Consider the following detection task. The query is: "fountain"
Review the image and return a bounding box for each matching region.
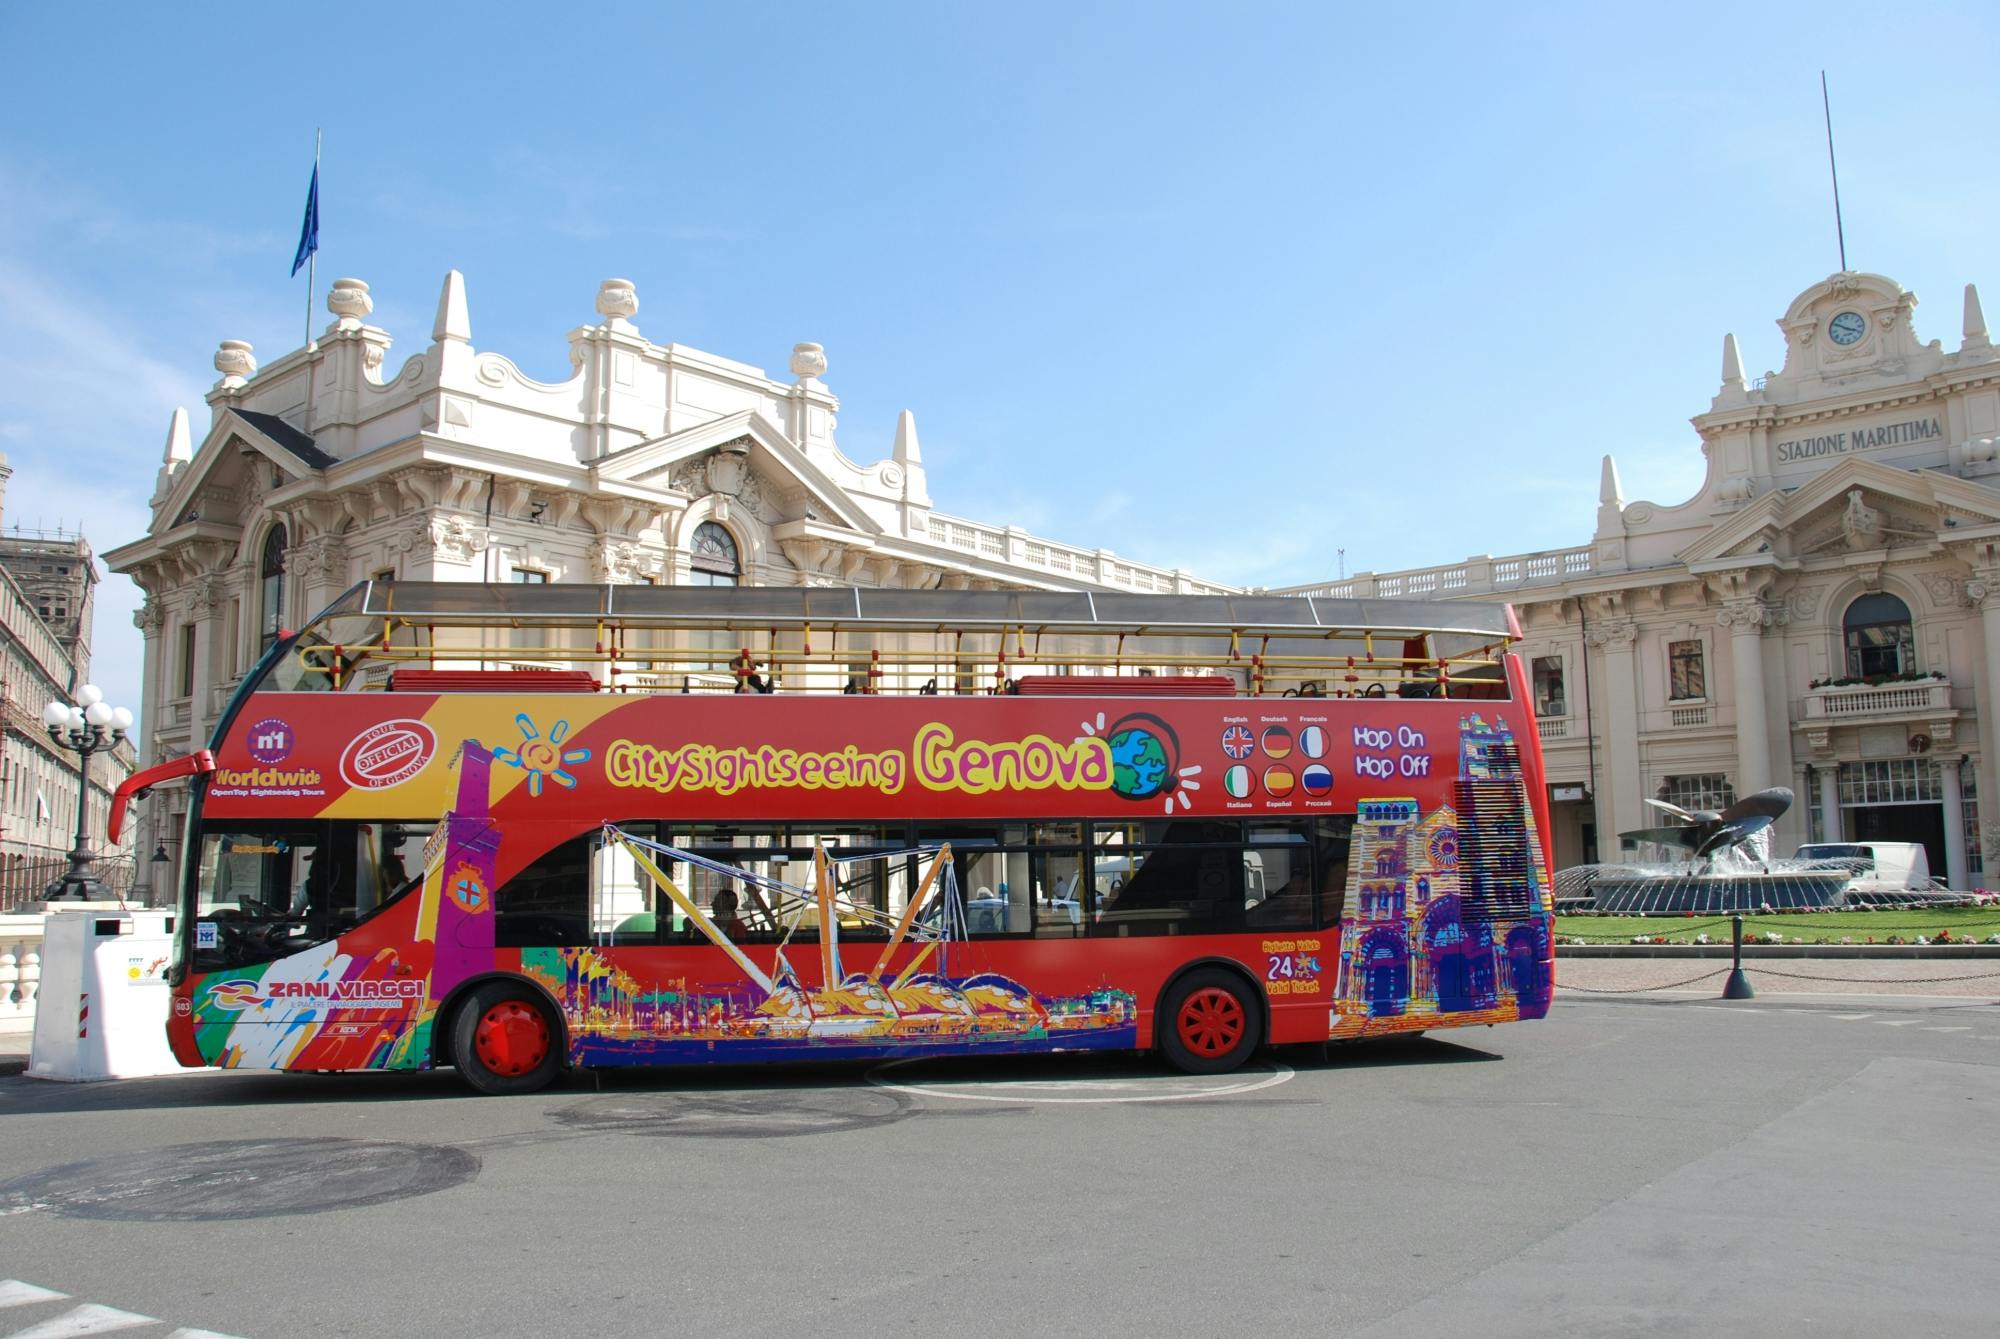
[1555,787,1973,912]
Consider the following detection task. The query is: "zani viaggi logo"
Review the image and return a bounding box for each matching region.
[206,976,425,1012]
[1080,711,1203,815]
[206,979,263,1010]
[341,719,437,790]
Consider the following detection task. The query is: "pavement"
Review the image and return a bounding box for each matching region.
[2,974,1999,1338]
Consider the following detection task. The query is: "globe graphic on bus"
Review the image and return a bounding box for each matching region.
[1107,724,1173,800]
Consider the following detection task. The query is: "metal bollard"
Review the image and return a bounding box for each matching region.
[1722,913,1755,999]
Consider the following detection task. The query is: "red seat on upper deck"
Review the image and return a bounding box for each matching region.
[389,669,601,694]
[1011,675,1237,697]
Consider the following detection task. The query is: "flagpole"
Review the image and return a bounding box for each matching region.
[304,128,320,350]
[304,128,321,434]
[1820,72,1848,274]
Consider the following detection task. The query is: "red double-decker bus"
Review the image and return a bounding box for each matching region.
[116,583,1554,1094]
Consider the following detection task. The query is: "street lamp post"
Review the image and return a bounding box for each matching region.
[41,684,132,902]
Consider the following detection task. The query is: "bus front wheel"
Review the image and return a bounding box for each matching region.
[451,983,561,1096]
[1158,969,1261,1075]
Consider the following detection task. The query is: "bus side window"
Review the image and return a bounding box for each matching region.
[495,835,593,947]
[1245,823,1314,930]
[1091,821,1244,936]
[1314,815,1355,928]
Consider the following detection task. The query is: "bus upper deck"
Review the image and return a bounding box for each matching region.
[253,579,1525,701]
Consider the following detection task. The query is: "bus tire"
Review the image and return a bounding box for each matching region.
[1158,968,1261,1075]
[451,982,561,1096]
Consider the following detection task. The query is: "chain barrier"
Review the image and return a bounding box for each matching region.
[1561,965,2000,990]
[1559,969,1729,994]
[1743,965,2000,986]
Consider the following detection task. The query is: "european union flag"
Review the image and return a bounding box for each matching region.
[290,162,319,277]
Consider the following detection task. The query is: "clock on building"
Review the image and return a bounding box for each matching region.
[1828,310,1867,346]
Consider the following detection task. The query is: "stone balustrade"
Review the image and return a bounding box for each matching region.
[923,513,1233,595]
[1801,678,1953,719]
[0,914,45,1037]
[1269,545,1596,602]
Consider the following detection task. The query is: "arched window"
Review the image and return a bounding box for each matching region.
[259,525,288,649]
[689,522,740,587]
[1843,592,1914,678]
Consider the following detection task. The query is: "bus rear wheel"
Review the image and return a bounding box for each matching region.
[1158,969,1260,1074]
[452,983,561,1096]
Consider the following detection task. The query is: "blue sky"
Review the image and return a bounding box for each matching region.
[2,3,1996,723]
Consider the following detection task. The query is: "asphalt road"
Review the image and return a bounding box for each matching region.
[3,991,1999,1339]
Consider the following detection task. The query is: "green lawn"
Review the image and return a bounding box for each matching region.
[1556,907,2000,945]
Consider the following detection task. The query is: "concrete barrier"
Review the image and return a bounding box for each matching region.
[27,910,182,1081]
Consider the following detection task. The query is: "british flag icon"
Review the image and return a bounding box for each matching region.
[1221,725,1254,759]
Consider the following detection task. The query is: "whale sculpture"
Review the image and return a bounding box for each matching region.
[1617,786,1795,860]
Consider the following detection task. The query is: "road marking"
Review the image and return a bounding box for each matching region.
[869,1062,1296,1105]
[0,1284,249,1339]
[1923,1026,1973,1033]
[1876,1019,1921,1027]
[0,1287,66,1312]
[5,1303,157,1338]
[1830,1013,1873,1020]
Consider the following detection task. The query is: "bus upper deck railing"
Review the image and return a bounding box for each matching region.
[276,581,1523,700]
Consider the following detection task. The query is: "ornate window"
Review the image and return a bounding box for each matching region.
[1837,759,1940,805]
[259,525,287,650]
[689,522,740,587]
[1531,656,1565,717]
[1658,773,1734,815]
[1668,640,1706,700]
[1843,592,1914,677]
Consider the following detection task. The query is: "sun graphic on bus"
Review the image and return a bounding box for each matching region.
[493,712,592,798]
[1079,712,1203,814]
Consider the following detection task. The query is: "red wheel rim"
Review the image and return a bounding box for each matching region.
[474,1000,550,1077]
[1176,987,1245,1058]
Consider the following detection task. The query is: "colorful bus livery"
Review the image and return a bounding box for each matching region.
[134,582,1556,1093]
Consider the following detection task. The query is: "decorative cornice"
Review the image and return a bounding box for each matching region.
[1716,597,1787,631]
[1585,620,1636,650]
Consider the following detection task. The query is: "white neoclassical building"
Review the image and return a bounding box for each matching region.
[104,274,1234,877]
[1275,271,2000,888]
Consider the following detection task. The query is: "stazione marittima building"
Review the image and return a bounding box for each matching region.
[1272,271,2000,889]
[102,274,1237,883]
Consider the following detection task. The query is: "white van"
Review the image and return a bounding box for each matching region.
[1792,841,1931,889]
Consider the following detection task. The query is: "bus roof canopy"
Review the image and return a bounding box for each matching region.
[316,581,1516,642]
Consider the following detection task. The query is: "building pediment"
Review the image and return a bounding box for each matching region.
[593,409,882,538]
[1680,456,2000,567]
[150,409,334,531]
